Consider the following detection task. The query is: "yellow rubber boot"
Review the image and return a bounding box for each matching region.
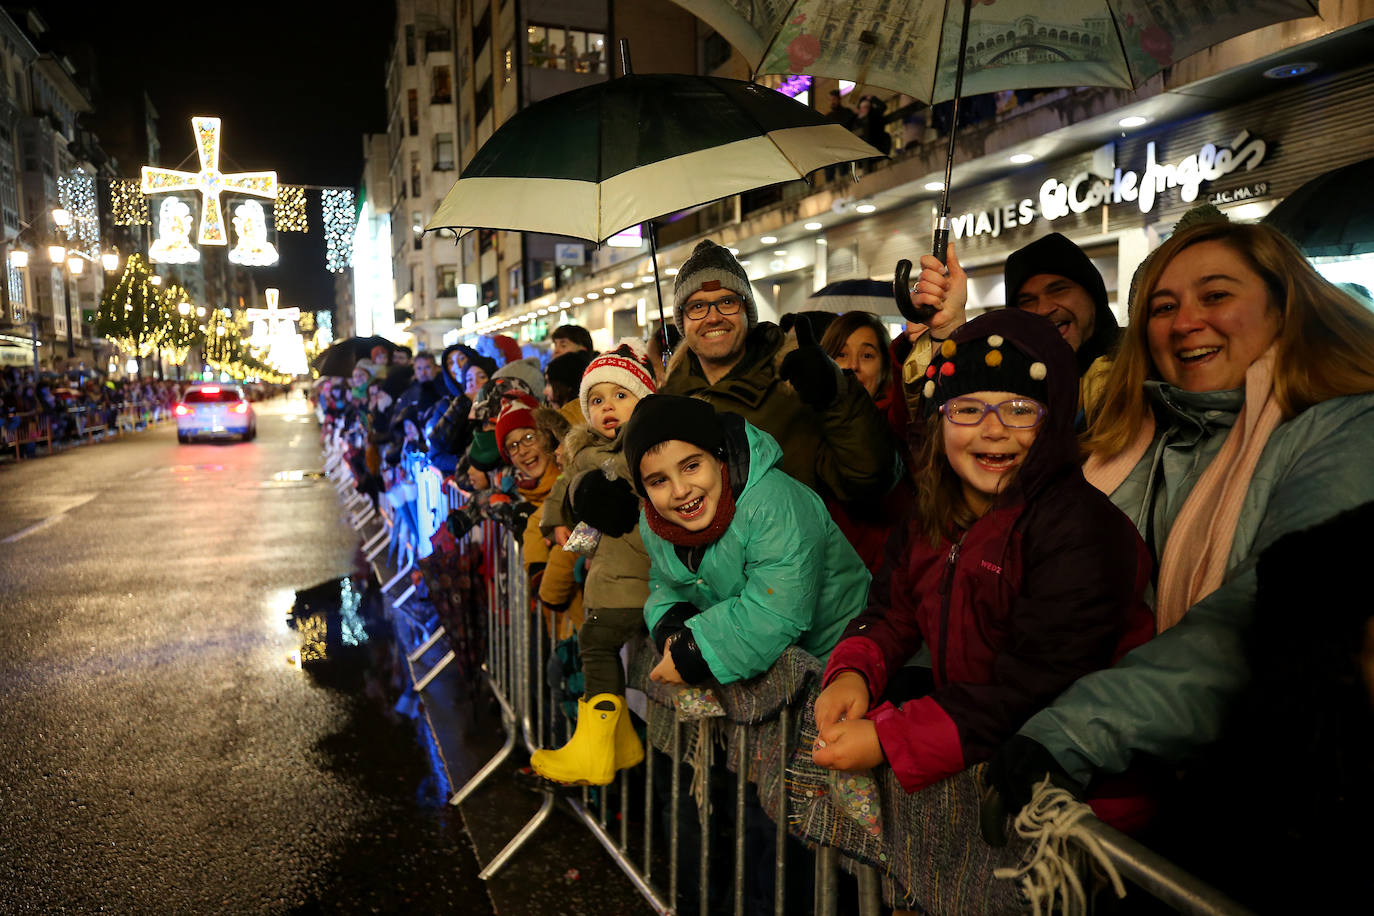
[530,693,622,786]
[613,700,644,771]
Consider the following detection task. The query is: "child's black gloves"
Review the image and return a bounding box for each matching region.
[653,601,700,652]
[779,315,845,411]
[571,471,641,537]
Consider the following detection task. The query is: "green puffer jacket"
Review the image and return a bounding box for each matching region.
[1019,385,1374,785]
[641,419,871,685]
[660,323,899,503]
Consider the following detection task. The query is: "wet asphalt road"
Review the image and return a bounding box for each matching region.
[0,395,492,913]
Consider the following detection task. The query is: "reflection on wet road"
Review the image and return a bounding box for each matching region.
[0,395,493,912]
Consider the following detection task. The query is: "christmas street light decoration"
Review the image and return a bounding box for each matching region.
[142,116,277,248]
[275,186,307,232]
[227,200,279,266]
[57,169,100,260]
[109,178,150,226]
[321,188,355,272]
[148,197,200,264]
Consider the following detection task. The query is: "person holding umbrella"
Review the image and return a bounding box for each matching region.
[660,240,900,507]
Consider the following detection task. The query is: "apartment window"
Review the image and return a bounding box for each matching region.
[478,228,494,255]
[503,44,514,84]
[566,28,606,74]
[434,133,454,171]
[405,24,416,66]
[480,277,498,309]
[473,76,493,125]
[431,66,452,104]
[438,266,457,298]
[425,29,451,54]
[410,152,421,197]
[412,210,423,251]
[407,89,419,135]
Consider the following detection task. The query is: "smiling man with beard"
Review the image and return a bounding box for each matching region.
[660,240,899,506]
[1003,233,1121,409]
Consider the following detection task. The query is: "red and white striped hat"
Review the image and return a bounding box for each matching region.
[579,338,657,421]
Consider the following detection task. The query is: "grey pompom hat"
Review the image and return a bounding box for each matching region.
[671,240,757,335]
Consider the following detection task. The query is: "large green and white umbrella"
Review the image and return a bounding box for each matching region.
[427,73,884,244]
[672,0,1319,323]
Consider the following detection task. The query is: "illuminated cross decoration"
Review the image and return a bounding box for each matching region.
[246,288,299,344]
[141,117,278,246]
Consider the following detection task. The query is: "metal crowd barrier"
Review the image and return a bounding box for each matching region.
[320,417,1258,916]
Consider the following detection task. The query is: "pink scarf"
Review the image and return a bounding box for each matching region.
[1084,347,1283,632]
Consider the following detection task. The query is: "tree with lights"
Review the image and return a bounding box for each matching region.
[96,253,167,374]
[158,282,205,375]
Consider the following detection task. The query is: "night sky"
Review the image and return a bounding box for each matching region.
[25,1,398,313]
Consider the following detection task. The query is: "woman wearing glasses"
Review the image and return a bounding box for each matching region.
[811,309,1153,796]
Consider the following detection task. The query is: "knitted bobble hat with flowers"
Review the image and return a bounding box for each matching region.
[579,338,657,422]
[671,239,758,336]
[922,312,1050,414]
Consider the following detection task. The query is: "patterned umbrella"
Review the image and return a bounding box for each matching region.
[673,0,1319,321]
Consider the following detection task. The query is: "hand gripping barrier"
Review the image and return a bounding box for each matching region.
[323,434,1258,916]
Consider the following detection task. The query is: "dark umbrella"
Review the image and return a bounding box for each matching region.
[312,336,394,378]
[1264,155,1374,258]
[428,47,884,347]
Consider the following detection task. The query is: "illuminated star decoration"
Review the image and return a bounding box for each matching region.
[141,116,277,247]
[321,188,356,272]
[109,178,150,226]
[228,200,279,266]
[57,168,100,259]
[274,186,308,232]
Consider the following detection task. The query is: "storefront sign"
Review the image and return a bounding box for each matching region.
[1208,182,1269,205]
[952,130,1268,241]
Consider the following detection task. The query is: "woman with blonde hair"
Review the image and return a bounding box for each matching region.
[989,218,1374,814]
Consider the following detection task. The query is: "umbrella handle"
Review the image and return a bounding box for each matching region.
[892,259,937,325]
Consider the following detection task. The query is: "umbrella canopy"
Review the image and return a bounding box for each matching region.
[807,278,895,314]
[673,0,1317,104]
[1263,155,1374,259]
[675,0,1317,324]
[312,335,394,378]
[427,73,883,244]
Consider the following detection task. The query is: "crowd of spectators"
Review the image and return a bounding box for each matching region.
[321,210,1374,913]
[1,367,282,457]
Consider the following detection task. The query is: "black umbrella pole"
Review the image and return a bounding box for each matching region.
[935,0,975,265]
[647,220,671,365]
[894,0,974,324]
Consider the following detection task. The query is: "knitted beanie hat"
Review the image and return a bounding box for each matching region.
[622,394,724,496]
[494,392,541,460]
[579,338,657,420]
[493,356,544,399]
[672,239,757,336]
[1003,232,1107,314]
[922,310,1051,413]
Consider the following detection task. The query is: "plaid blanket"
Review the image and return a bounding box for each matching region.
[627,639,1034,914]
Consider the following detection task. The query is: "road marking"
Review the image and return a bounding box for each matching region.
[1,494,96,543]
